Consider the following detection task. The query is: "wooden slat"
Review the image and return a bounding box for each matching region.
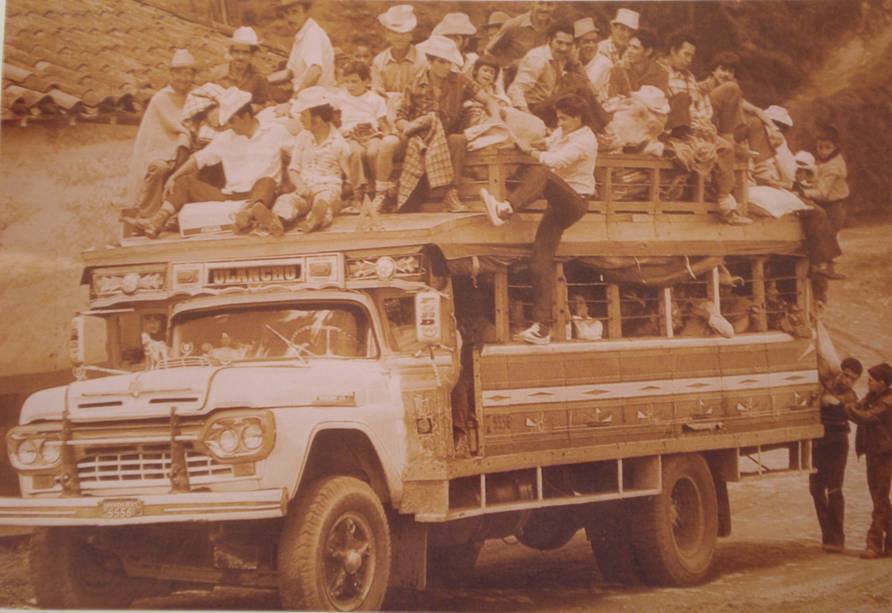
[494,270,509,343]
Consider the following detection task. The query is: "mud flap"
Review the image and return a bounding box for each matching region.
[389,514,428,590]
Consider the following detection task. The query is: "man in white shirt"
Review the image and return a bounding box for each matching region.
[279,0,335,95]
[480,95,597,344]
[132,88,293,238]
[273,87,351,233]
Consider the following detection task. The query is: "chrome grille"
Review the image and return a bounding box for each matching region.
[77,444,234,487]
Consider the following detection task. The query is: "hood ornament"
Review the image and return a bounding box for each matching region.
[128,375,144,398]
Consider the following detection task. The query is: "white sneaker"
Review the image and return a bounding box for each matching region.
[480,188,512,227]
[513,322,551,345]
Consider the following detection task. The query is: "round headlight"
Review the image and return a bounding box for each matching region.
[16,439,39,465]
[241,423,264,450]
[218,428,240,453]
[375,257,396,281]
[39,440,62,464]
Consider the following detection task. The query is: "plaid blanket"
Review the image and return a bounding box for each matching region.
[396,113,454,210]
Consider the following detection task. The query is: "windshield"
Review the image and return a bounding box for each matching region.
[171,302,376,364]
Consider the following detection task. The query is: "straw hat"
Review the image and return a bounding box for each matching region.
[170,49,196,69]
[416,35,464,66]
[574,17,599,39]
[378,4,417,34]
[611,8,640,30]
[217,87,253,125]
[486,11,510,30]
[231,26,260,48]
[632,85,670,115]
[291,85,330,115]
[793,150,817,171]
[764,105,794,128]
[433,13,477,37]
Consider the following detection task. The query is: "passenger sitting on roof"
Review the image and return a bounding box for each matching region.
[480,95,597,345]
[371,36,501,217]
[601,85,669,156]
[125,49,196,217]
[586,8,640,103]
[606,29,667,100]
[131,88,293,238]
[279,0,336,95]
[484,1,556,78]
[659,31,752,226]
[751,105,796,189]
[208,27,269,108]
[331,62,390,215]
[432,13,479,77]
[508,20,610,131]
[479,10,510,54]
[574,18,602,84]
[463,55,511,129]
[272,87,351,233]
[371,5,426,123]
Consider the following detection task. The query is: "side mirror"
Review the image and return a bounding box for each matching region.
[69,315,109,366]
[415,289,444,346]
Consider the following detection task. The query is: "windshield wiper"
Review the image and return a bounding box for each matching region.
[264,324,313,366]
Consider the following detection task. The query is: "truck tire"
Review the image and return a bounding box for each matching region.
[278,476,391,611]
[30,527,142,609]
[584,502,644,585]
[632,454,718,586]
[427,540,483,587]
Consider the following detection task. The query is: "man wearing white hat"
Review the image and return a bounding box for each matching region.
[586,8,639,101]
[371,5,426,97]
[272,86,351,233]
[132,88,293,238]
[209,26,269,106]
[374,35,500,213]
[126,49,196,215]
[279,0,335,95]
[480,10,510,52]
[574,17,601,72]
[433,13,479,76]
[485,1,557,73]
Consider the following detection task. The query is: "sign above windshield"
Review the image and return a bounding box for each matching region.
[172,254,344,293]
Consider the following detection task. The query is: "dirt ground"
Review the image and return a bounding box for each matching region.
[0,225,889,611]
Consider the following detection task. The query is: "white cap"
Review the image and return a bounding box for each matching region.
[611,8,640,30]
[171,48,196,69]
[433,13,477,36]
[764,104,794,128]
[231,26,260,48]
[291,85,330,115]
[574,17,599,39]
[217,87,253,125]
[416,35,464,66]
[378,4,417,34]
[793,150,817,171]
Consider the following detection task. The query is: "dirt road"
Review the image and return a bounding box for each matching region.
[0,226,890,611]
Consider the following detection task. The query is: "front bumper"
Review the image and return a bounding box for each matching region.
[0,488,288,526]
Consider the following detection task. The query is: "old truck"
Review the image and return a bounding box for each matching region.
[0,152,822,610]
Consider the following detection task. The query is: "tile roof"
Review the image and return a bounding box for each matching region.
[2,0,286,126]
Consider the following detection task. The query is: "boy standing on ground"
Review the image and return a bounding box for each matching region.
[845,363,892,559]
[813,357,863,552]
[479,95,596,345]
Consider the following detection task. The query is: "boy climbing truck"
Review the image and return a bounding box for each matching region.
[1,152,823,611]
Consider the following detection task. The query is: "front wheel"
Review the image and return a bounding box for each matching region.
[30,528,144,609]
[278,476,391,611]
[632,454,718,586]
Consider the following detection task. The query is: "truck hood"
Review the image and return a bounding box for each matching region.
[19,362,389,425]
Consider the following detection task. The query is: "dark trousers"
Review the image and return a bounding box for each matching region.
[801,203,843,264]
[507,164,589,325]
[866,452,892,553]
[168,175,277,213]
[810,436,849,547]
[446,133,467,189]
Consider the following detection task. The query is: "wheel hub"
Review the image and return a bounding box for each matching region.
[324,514,374,608]
[344,549,363,574]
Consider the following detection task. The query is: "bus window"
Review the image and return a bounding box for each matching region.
[621,286,661,337]
[508,264,533,337]
[765,256,809,337]
[719,259,759,334]
[381,296,424,353]
[674,271,712,337]
[453,276,497,345]
[564,261,608,340]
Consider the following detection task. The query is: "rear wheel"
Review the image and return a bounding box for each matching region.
[30,527,143,609]
[632,454,718,586]
[278,476,391,611]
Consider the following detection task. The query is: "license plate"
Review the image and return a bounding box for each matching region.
[101,498,144,519]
